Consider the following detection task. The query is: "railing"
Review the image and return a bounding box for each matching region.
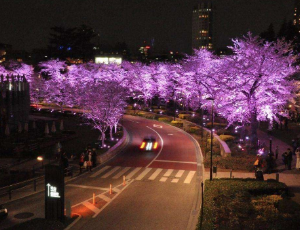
[0,175,44,200]
[0,166,76,201]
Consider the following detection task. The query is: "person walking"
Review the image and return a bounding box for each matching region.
[87,151,93,172]
[296,147,300,170]
[282,152,288,169]
[79,152,85,173]
[275,146,279,160]
[254,155,264,180]
[287,148,293,170]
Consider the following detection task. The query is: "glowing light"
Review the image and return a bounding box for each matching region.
[153,142,158,149]
[140,142,146,149]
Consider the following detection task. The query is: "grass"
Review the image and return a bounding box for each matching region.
[198,179,300,230]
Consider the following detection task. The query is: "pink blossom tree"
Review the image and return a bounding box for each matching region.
[215,33,297,146]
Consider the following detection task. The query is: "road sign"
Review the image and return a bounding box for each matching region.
[45,165,64,222]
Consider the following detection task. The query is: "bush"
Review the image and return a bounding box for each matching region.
[216,128,232,135]
[219,135,235,142]
[206,122,227,128]
[188,126,201,134]
[171,120,183,128]
[199,179,291,230]
[158,117,172,123]
[154,109,166,114]
[178,113,191,119]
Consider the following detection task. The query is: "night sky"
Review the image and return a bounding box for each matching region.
[0,0,294,54]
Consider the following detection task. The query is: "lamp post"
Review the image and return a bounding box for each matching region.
[269,138,272,155]
[37,156,44,168]
[206,97,214,181]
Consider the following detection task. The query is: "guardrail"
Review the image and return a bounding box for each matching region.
[0,175,44,200]
[0,166,76,201]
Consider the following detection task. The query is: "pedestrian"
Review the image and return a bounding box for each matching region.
[282,152,288,169]
[265,153,273,174]
[292,139,297,155]
[87,151,93,172]
[254,155,264,180]
[296,147,300,170]
[275,146,279,160]
[92,148,97,168]
[287,148,293,170]
[79,152,85,173]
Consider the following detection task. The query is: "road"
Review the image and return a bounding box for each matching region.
[0,115,204,230]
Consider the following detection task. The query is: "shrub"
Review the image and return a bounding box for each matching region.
[189,126,201,134]
[178,113,191,119]
[219,135,235,142]
[199,179,290,230]
[158,117,172,123]
[206,122,227,128]
[171,120,183,128]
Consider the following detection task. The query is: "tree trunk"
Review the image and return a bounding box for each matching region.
[101,132,105,147]
[110,126,113,140]
[114,124,117,133]
[250,110,258,149]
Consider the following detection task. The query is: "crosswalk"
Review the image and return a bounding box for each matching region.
[90,166,197,184]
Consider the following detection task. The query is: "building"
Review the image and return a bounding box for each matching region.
[192,1,213,50]
[294,0,300,32]
[0,75,30,134]
[95,55,122,65]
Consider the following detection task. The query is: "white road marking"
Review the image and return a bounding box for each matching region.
[171,178,179,183]
[168,134,173,135]
[175,170,185,178]
[145,126,164,168]
[82,201,100,215]
[66,184,108,191]
[184,171,196,184]
[154,159,197,164]
[113,187,121,193]
[148,168,163,180]
[160,177,168,182]
[135,168,152,180]
[113,167,131,179]
[126,167,142,179]
[153,124,163,128]
[90,166,111,178]
[98,194,111,203]
[163,169,173,177]
[101,167,121,178]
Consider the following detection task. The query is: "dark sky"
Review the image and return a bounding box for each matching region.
[0,0,295,54]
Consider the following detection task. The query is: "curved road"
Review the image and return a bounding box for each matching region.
[0,115,204,230]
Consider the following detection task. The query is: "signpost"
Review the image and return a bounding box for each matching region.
[45,165,64,222]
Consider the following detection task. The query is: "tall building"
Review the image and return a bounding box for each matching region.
[294,0,300,32]
[192,1,213,51]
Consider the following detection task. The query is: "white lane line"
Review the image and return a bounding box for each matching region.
[160,177,168,182]
[171,178,179,183]
[90,166,111,178]
[175,170,185,178]
[113,167,131,179]
[154,160,197,165]
[113,187,121,193]
[184,171,196,184]
[82,201,100,215]
[148,168,163,180]
[93,179,134,218]
[67,184,108,191]
[164,169,173,177]
[135,168,152,180]
[145,126,164,168]
[98,194,111,203]
[126,167,142,179]
[101,167,121,178]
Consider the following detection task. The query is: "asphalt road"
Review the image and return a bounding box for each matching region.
[0,115,204,230]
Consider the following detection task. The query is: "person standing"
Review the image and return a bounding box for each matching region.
[275,146,279,160]
[296,147,300,170]
[287,148,293,170]
[79,152,85,173]
[87,151,93,172]
[282,152,288,169]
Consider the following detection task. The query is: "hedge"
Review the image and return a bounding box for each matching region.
[219,134,235,142]
[198,179,294,230]
[170,120,183,128]
[158,117,172,122]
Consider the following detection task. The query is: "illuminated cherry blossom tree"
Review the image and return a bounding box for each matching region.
[215,33,297,146]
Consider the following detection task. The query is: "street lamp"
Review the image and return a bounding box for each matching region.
[37,156,44,168]
[206,97,214,181]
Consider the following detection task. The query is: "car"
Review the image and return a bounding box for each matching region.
[140,137,158,151]
[0,205,8,218]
